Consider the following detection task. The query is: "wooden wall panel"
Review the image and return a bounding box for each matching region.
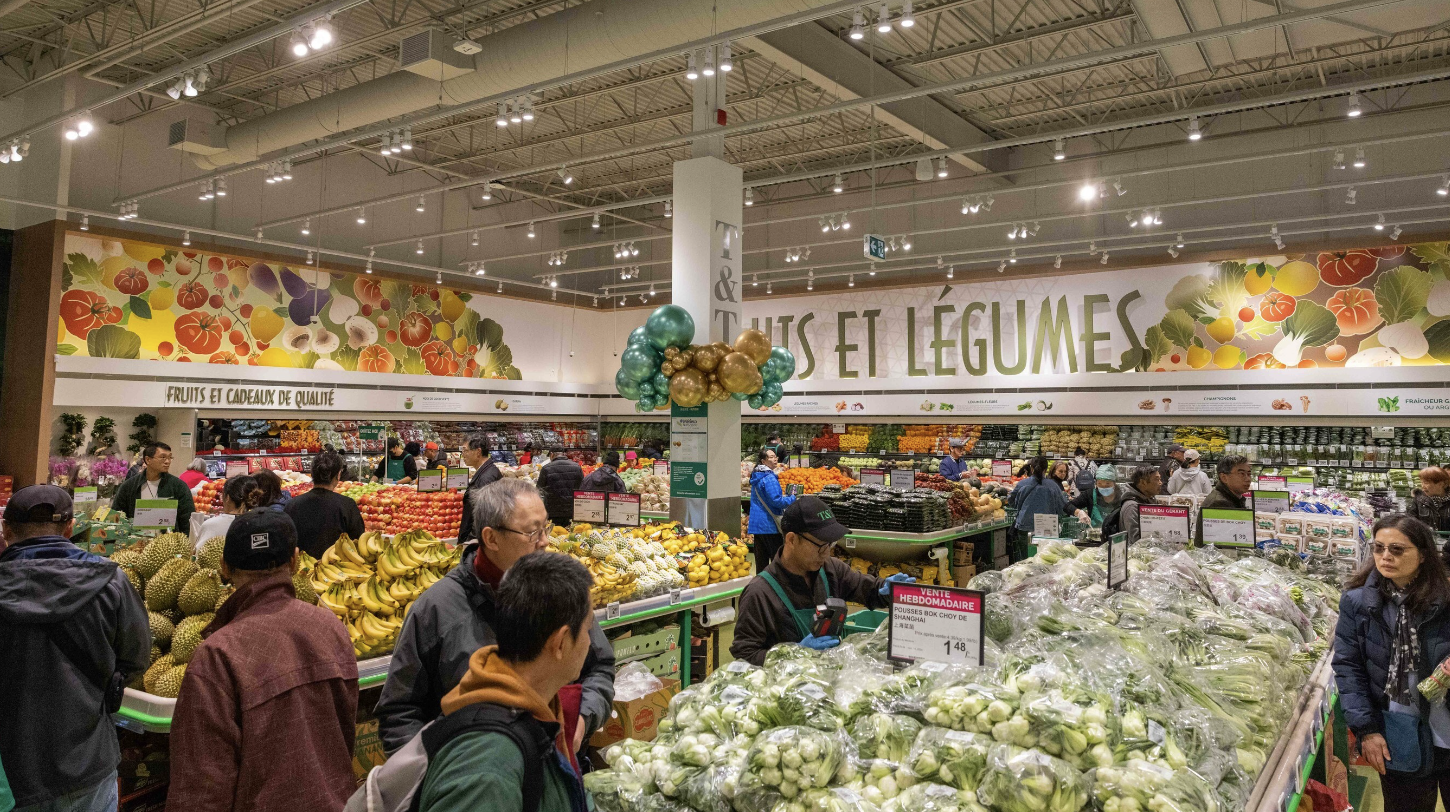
[0,219,64,487]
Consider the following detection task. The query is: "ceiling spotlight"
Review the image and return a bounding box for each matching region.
[766,281,773,294]
[648,283,656,297]
[946,265,954,280]
[1345,186,1357,205]
[305,250,314,265]
[1029,221,1040,236]
[496,102,509,127]
[527,222,536,238]
[415,240,425,255]
[1175,234,1185,248]
[379,134,392,157]
[719,42,733,72]
[520,99,534,122]
[1168,247,1179,258]
[901,235,912,251]
[900,0,915,27]
[401,127,413,150]
[1053,255,1061,268]
[849,9,866,39]
[182,231,191,246]
[307,17,334,51]
[1333,149,1346,170]
[1009,248,1017,264]
[1100,252,1109,265]
[365,260,373,273]
[935,157,948,178]
[1127,212,1138,228]
[630,242,639,257]
[558,166,574,185]
[839,212,851,230]
[182,71,198,97]
[997,260,1006,273]
[1374,213,1386,231]
[820,217,830,233]
[290,29,309,57]
[166,77,184,100]
[415,196,426,213]
[76,112,94,138]
[63,121,79,140]
[1008,225,1018,239]
[549,276,558,288]
[832,173,844,193]
[475,263,487,276]
[255,227,264,240]
[702,45,716,77]
[1391,225,1403,240]
[868,264,875,275]
[356,207,367,225]
[481,182,493,200]
[664,200,673,218]
[509,98,523,124]
[436,271,442,285]
[592,212,601,229]
[1078,181,1099,202]
[499,281,504,293]
[216,177,226,196]
[961,199,972,214]
[1187,115,1202,141]
[744,188,753,207]
[1437,176,1450,196]
[80,215,88,231]
[847,274,855,287]
[1347,91,1362,118]
[876,3,892,33]
[471,230,480,246]
[1270,225,1279,238]
[807,279,814,291]
[1053,138,1065,161]
[1353,146,1365,169]
[686,51,699,80]
[301,219,311,236]
[752,274,759,287]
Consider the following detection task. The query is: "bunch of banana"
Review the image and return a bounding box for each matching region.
[359,576,401,616]
[318,580,365,620]
[320,534,373,570]
[350,610,404,658]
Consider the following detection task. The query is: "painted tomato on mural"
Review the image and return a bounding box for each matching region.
[357,344,396,373]
[1326,287,1382,336]
[176,280,210,310]
[398,312,433,348]
[1257,291,1296,323]
[1370,246,1407,260]
[420,341,459,376]
[1243,353,1287,370]
[1317,250,1378,287]
[207,350,241,365]
[59,290,122,337]
[353,276,384,309]
[114,267,148,295]
[174,312,224,355]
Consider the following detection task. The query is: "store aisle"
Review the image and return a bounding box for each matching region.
[1351,765,1447,812]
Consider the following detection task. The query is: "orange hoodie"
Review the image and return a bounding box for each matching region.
[440,645,580,772]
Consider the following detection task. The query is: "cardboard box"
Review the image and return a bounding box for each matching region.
[993,554,1011,571]
[353,715,386,782]
[951,564,977,585]
[640,647,681,678]
[590,677,681,747]
[612,624,679,663]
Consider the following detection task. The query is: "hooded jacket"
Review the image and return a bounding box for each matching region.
[578,465,626,495]
[536,458,585,524]
[418,647,586,812]
[748,466,795,535]
[456,459,503,546]
[1167,465,1213,496]
[374,547,615,754]
[0,536,151,807]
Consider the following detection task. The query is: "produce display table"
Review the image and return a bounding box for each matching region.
[1246,651,1338,812]
[595,575,753,687]
[840,517,1012,562]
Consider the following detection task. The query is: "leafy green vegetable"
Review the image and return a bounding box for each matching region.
[850,713,922,762]
[86,324,141,359]
[66,253,101,286]
[1165,275,1214,322]
[1159,310,1199,350]
[1376,265,1433,324]
[1412,242,1450,278]
[1425,320,1450,364]
[1206,262,1249,318]
[1271,300,1339,366]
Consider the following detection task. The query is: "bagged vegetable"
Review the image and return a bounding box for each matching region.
[976,743,1090,812]
[1091,759,1219,812]
[881,782,989,812]
[839,758,919,806]
[849,712,922,763]
[583,770,651,812]
[922,679,1017,733]
[1016,687,1116,769]
[771,787,883,812]
[746,726,845,798]
[907,728,992,791]
[674,746,748,812]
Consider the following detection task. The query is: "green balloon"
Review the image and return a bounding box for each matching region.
[628,326,651,347]
[635,401,649,412]
[645,304,696,351]
[768,346,797,382]
[638,395,656,411]
[620,344,660,382]
[638,382,655,397]
[731,391,750,401]
[748,394,764,409]
[762,381,783,401]
[651,372,670,392]
[615,368,642,400]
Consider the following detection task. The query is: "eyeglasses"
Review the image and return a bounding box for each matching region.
[800,533,836,551]
[1374,543,1415,559]
[496,523,553,545]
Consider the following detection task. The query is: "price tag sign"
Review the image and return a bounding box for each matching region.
[446,467,471,490]
[888,470,914,491]
[358,425,386,441]
[416,469,444,493]
[1257,475,1287,489]
[1287,476,1315,495]
[784,483,805,497]
[223,459,249,478]
[889,583,985,666]
[1201,508,1256,547]
[605,601,621,621]
[669,588,682,605]
[991,460,1013,478]
[1107,531,1129,589]
[832,423,846,434]
[842,537,857,549]
[72,486,99,511]
[133,498,178,530]
[606,492,641,527]
[573,491,606,523]
[653,460,670,477]
[1139,505,1190,543]
[859,468,887,487]
[1253,489,1291,514]
[1033,513,1060,538]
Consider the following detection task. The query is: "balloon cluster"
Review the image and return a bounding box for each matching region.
[615,305,797,412]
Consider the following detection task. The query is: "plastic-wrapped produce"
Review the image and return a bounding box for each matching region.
[976,743,1090,812]
[965,570,1005,595]
[674,745,748,812]
[839,758,919,806]
[881,782,988,812]
[756,675,845,732]
[1091,759,1221,812]
[745,726,845,798]
[1015,688,1117,769]
[922,678,1017,733]
[907,728,992,791]
[852,660,978,718]
[848,713,922,763]
[583,770,651,812]
[770,787,883,812]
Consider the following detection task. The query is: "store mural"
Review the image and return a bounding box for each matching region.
[740,242,1450,380]
[57,234,523,379]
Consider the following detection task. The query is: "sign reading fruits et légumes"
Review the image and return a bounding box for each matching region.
[165,384,337,410]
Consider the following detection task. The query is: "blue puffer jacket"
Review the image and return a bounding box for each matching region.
[748,467,795,535]
[1007,476,1072,531]
[1333,569,1450,739]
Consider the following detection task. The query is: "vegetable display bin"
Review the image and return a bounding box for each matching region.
[844,609,888,637]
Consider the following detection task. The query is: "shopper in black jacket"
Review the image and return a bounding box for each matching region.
[455,436,502,546]
[0,485,151,810]
[580,451,627,493]
[1195,454,1252,544]
[536,450,585,525]
[1411,466,1450,533]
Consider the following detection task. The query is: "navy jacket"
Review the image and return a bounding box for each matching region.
[1333,569,1450,739]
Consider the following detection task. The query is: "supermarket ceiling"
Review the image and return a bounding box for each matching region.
[1,0,1449,299]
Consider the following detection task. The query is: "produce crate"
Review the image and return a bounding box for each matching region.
[612,624,679,663]
[638,647,681,678]
[844,609,888,637]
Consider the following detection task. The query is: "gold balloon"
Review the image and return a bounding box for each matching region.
[708,372,720,385]
[668,367,708,408]
[712,341,732,357]
[677,348,694,367]
[660,361,676,377]
[733,329,772,366]
[664,347,680,360]
[693,347,719,372]
[707,383,725,401]
[718,351,764,394]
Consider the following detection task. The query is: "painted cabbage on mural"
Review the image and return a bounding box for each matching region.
[1121,243,1450,372]
[57,235,521,379]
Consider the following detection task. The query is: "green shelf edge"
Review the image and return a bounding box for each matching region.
[843,519,1012,545]
[600,587,744,629]
[360,673,388,688]
[1284,690,1337,812]
[114,706,171,732]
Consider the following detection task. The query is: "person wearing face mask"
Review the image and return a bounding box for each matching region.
[1070,464,1123,528]
[1168,449,1213,496]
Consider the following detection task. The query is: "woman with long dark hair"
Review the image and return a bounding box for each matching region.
[748,446,796,566]
[1334,514,1450,810]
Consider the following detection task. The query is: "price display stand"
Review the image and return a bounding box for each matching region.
[133,499,178,532]
[606,492,641,527]
[1201,507,1256,547]
[415,469,443,493]
[573,491,606,524]
[1287,476,1315,496]
[1106,532,1129,589]
[1033,513,1060,538]
[887,582,985,666]
[991,460,1013,478]
[1139,505,1191,544]
[859,468,887,487]
[445,467,470,490]
[888,470,914,492]
[225,460,249,478]
[1252,490,1291,514]
[653,460,670,478]
[1257,475,1287,490]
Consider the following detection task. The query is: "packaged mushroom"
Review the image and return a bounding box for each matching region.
[1276,514,1305,537]
[1303,517,1334,542]
[1330,517,1358,540]
[1254,513,1279,535]
[1303,536,1329,556]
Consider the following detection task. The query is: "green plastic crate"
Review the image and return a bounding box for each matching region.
[844,609,888,637]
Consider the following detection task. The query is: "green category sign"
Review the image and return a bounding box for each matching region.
[358,425,386,441]
[671,461,708,499]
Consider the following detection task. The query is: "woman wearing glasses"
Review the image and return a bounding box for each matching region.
[1334,514,1450,810]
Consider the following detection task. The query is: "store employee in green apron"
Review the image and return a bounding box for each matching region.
[730,496,914,666]
[372,437,419,484]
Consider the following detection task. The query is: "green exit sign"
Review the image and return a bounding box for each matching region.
[864,234,886,261]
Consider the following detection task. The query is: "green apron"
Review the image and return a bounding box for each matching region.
[759,568,832,640]
[385,454,406,481]
[1090,491,1105,527]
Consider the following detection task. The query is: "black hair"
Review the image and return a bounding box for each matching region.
[550,448,566,457]
[1129,465,1158,490]
[311,451,345,486]
[1347,514,1450,616]
[251,470,284,506]
[404,441,422,457]
[495,552,594,662]
[766,433,783,444]
[1028,455,1048,484]
[602,450,621,467]
[5,520,71,540]
[465,435,489,453]
[387,437,403,451]
[223,475,262,511]
[143,442,172,459]
[757,446,778,466]
[1216,454,1250,478]
[1074,446,1086,457]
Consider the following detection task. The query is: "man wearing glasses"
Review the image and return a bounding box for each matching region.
[375,478,615,757]
[731,496,913,666]
[110,442,195,533]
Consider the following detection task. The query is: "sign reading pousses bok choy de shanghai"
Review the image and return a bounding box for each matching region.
[738,244,1450,380]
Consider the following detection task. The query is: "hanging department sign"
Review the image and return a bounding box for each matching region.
[164,384,337,410]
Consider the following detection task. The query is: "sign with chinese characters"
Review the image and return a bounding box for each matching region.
[888,583,984,666]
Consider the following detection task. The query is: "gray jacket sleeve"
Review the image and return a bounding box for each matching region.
[576,618,616,736]
[1122,501,1143,544]
[374,601,442,754]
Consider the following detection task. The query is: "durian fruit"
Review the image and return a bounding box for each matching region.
[137,533,189,578]
[177,569,223,615]
[149,644,163,666]
[151,664,187,698]
[143,653,176,693]
[163,608,183,624]
[147,611,175,647]
[196,537,225,571]
[170,613,213,665]
[293,570,318,605]
[120,565,143,594]
[214,586,235,612]
[112,549,142,569]
[145,557,200,612]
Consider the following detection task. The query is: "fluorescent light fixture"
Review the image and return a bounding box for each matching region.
[1053,138,1065,160]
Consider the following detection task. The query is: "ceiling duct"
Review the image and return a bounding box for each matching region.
[192,0,846,169]
[399,30,475,81]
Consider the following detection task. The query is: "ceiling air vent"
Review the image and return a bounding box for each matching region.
[399,30,475,81]
[167,115,225,155]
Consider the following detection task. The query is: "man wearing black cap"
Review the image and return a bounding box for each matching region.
[0,485,151,812]
[730,496,914,666]
[167,509,358,812]
[579,451,627,494]
[1159,444,1186,486]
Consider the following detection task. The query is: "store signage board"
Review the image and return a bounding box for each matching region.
[133,499,178,530]
[358,425,386,441]
[1287,476,1315,495]
[1201,508,1256,547]
[1253,490,1291,514]
[573,491,606,524]
[653,460,670,478]
[416,469,444,493]
[164,384,337,410]
[888,471,914,491]
[1257,476,1287,489]
[888,582,984,666]
[860,468,887,487]
[1139,505,1190,543]
[991,460,1013,478]
[864,234,887,261]
[607,493,641,527]
[225,460,249,478]
[1107,532,1129,589]
[670,403,708,434]
[1033,513,1060,538]
[72,486,98,511]
[671,461,707,499]
[446,468,470,490]
[670,403,708,499]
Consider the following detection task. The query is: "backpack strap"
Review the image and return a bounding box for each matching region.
[412,703,550,812]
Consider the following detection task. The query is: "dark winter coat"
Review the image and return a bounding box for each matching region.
[1411,490,1450,533]
[536,458,585,524]
[578,465,626,495]
[1195,479,1247,544]
[111,471,196,533]
[456,459,503,546]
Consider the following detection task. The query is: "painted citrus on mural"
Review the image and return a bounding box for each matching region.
[58,234,521,378]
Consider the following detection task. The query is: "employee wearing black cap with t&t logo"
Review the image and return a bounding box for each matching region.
[730,496,915,666]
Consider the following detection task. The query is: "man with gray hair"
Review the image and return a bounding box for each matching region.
[374,478,615,755]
